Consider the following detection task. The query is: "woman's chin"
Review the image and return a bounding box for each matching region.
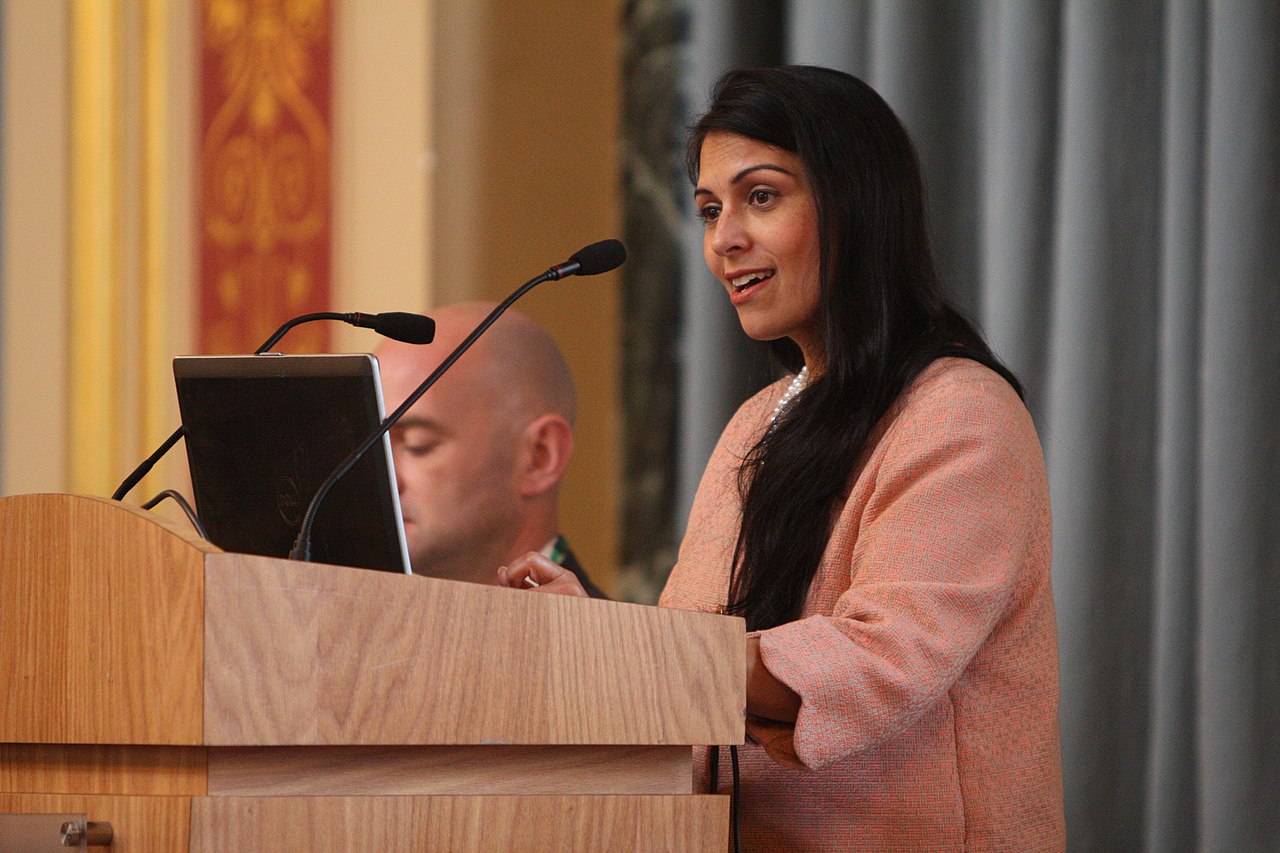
[734,315,787,343]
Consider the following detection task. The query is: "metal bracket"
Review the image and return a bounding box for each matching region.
[60,821,113,847]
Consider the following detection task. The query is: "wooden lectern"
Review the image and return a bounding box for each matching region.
[0,494,744,851]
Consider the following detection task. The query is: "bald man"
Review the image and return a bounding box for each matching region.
[375,302,604,597]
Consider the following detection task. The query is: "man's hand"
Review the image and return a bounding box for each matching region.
[497,551,589,597]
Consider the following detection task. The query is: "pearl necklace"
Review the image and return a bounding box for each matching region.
[769,365,809,425]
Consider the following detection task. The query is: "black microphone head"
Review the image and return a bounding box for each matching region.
[373,312,436,344]
[569,239,627,276]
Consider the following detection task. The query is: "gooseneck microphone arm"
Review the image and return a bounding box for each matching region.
[256,312,348,353]
[111,427,189,502]
[288,238,626,563]
[110,310,436,502]
[258,311,437,352]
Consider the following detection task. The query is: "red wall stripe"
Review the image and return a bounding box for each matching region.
[198,0,332,354]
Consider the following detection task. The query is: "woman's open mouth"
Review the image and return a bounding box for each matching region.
[729,269,775,298]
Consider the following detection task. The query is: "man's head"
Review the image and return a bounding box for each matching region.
[376,302,576,583]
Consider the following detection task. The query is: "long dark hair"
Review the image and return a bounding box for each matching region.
[688,66,1022,631]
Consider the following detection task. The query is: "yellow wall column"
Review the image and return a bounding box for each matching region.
[68,0,126,495]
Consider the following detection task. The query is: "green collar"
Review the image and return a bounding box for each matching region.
[548,534,568,566]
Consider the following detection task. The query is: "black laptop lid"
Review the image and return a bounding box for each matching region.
[173,353,411,573]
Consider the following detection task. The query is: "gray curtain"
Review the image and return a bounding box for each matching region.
[636,0,1279,849]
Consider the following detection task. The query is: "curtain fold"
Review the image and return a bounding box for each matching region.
[1146,0,1206,848]
[977,0,1059,414]
[657,0,1280,848]
[1198,2,1280,848]
[1048,4,1165,848]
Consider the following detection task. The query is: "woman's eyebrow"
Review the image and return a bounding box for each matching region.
[694,163,795,197]
[730,163,793,184]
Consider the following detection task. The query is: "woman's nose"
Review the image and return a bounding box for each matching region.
[707,210,747,256]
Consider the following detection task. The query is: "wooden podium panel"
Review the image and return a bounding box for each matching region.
[190,795,728,853]
[0,744,207,795]
[0,494,744,851]
[204,745,692,796]
[0,494,211,745]
[202,553,743,746]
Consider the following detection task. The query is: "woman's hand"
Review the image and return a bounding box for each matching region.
[746,633,801,723]
[496,551,589,597]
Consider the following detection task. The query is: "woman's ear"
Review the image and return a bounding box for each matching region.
[516,413,574,498]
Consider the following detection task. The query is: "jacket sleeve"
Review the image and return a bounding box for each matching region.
[751,370,1049,769]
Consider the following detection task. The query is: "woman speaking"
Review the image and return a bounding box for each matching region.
[501,66,1064,851]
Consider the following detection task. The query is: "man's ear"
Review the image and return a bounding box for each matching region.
[517,413,574,498]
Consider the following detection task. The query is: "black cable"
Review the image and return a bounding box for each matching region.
[730,744,742,853]
[140,489,209,540]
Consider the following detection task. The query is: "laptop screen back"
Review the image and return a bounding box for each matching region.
[173,353,411,573]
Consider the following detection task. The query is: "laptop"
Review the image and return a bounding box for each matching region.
[173,353,412,573]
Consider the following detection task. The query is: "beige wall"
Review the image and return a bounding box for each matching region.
[332,0,434,337]
[1,0,71,494]
[433,1,623,591]
[1,0,196,502]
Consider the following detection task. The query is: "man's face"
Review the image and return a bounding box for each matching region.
[379,347,523,578]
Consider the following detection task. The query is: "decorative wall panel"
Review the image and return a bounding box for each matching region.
[199,0,331,354]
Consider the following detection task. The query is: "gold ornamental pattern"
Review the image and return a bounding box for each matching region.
[199,0,331,355]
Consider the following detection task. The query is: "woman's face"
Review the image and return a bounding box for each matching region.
[695,131,824,368]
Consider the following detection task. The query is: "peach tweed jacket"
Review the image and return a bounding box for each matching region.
[661,358,1064,851]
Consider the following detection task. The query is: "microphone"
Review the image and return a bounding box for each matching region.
[110,310,436,502]
[288,238,627,563]
[546,238,627,279]
[346,312,437,345]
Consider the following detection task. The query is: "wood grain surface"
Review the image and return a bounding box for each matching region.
[190,794,728,852]
[202,553,744,747]
[0,494,213,745]
[0,744,207,795]
[206,744,691,795]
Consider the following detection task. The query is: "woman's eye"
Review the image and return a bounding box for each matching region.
[750,189,776,205]
[698,204,721,223]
